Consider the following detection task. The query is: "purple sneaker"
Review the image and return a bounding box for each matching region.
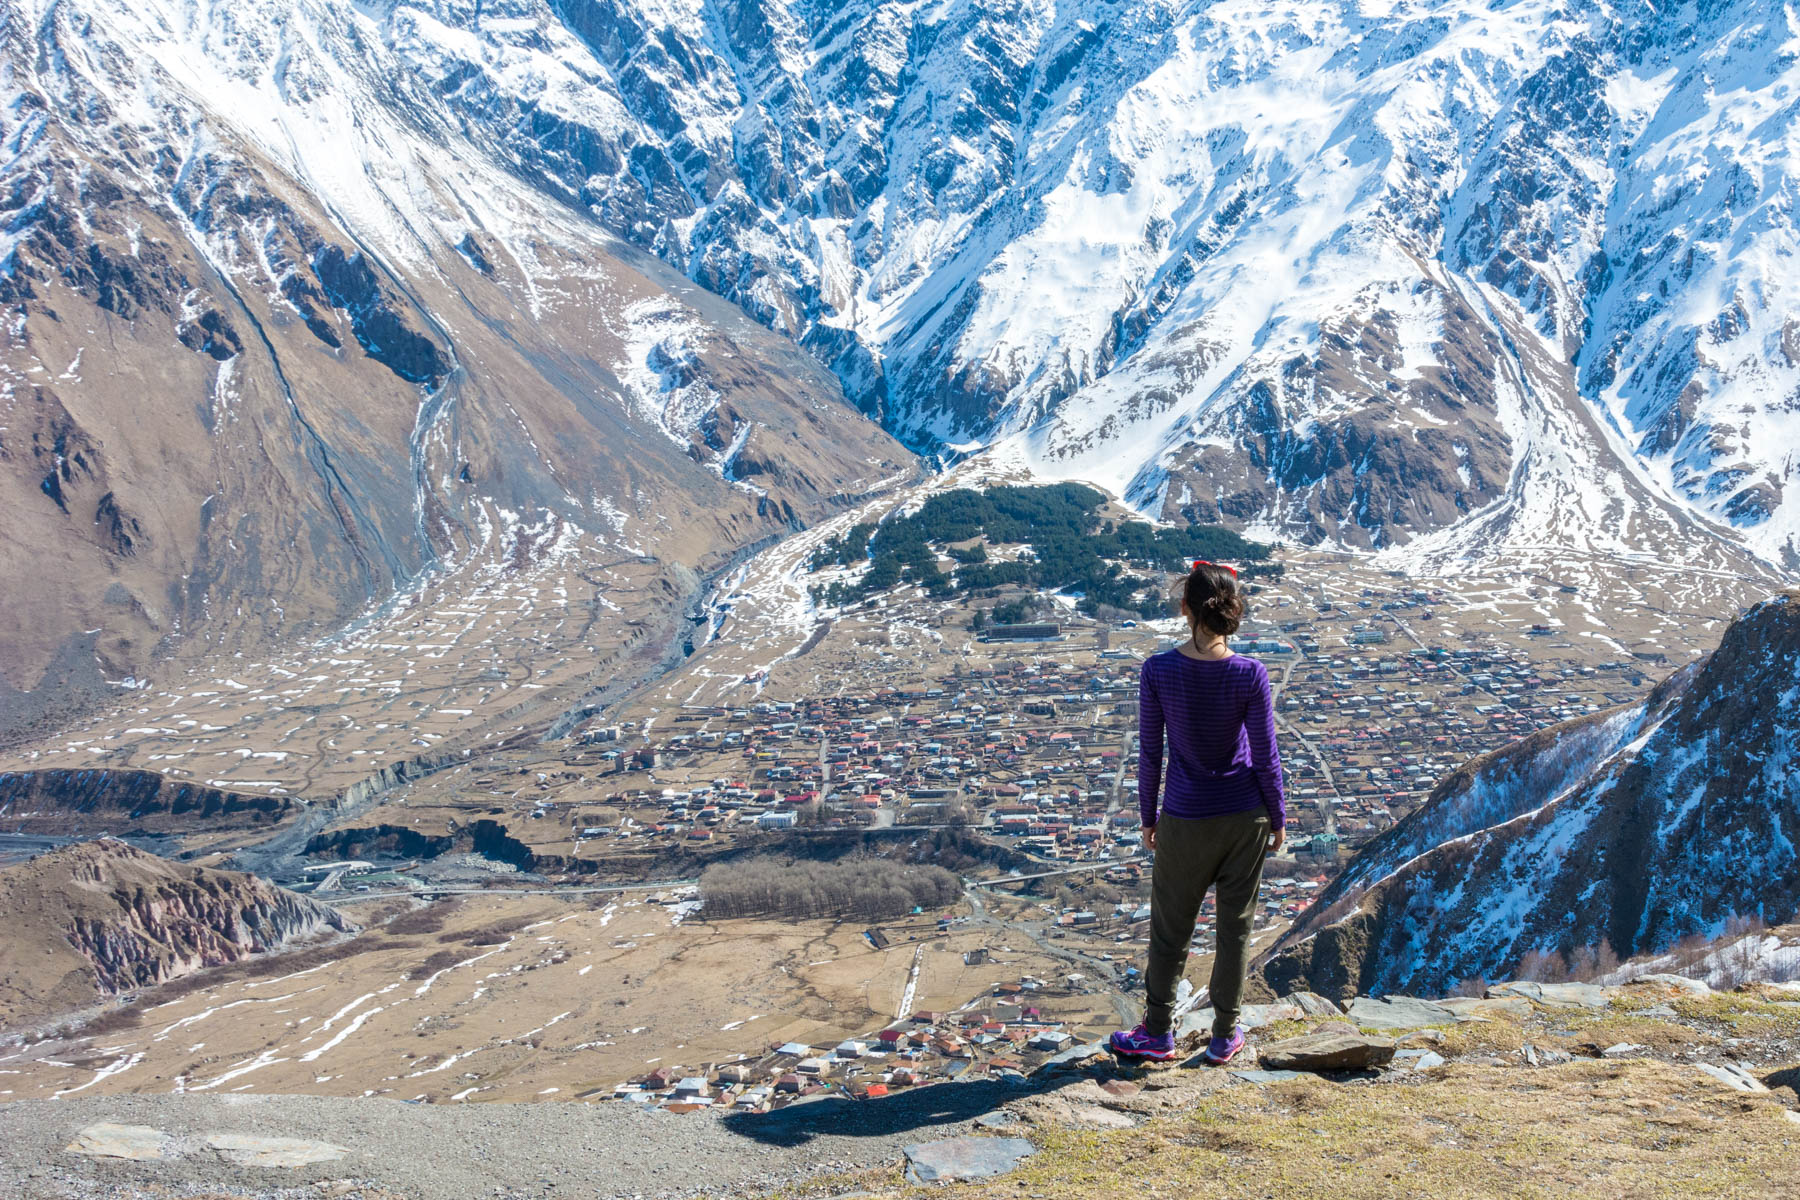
[1109,1024,1176,1061]
[1202,1026,1246,1065]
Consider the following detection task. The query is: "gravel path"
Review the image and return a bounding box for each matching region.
[0,1082,1033,1200]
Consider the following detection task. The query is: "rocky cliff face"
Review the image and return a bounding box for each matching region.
[0,770,295,835]
[1259,591,1800,1000]
[0,840,353,1029]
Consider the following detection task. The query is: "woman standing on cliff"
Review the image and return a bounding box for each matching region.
[1109,560,1286,1065]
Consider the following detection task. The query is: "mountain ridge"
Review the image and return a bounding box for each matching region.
[1256,588,1800,1000]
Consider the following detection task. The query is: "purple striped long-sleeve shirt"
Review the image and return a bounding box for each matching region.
[1137,649,1286,829]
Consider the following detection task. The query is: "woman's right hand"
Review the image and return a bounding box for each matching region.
[1142,824,1156,852]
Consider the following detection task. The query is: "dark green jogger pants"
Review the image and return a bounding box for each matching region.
[1142,808,1270,1039]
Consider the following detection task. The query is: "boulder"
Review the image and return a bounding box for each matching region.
[903,1136,1036,1184]
[1259,1032,1396,1072]
[1347,996,1456,1030]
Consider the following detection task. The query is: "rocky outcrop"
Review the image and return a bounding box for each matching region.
[0,769,294,835]
[0,840,353,1028]
[1258,592,1800,999]
[303,824,454,862]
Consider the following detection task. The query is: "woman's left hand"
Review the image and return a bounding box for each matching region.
[1267,826,1285,854]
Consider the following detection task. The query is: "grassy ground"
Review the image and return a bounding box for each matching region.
[751,1059,1798,1200]
[742,988,1800,1200]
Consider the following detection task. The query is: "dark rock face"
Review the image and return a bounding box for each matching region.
[93,492,146,557]
[311,246,449,387]
[176,309,244,361]
[304,824,454,861]
[0,770,295,835]
[1258,593,1800,999]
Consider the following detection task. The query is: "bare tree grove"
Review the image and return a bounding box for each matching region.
[699,857,961,922]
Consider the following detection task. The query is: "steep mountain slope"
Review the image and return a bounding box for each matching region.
[1257,590,1800,1000]
[71,0,1784,564]
[5,0,1794,730]
[0,0,913,734]
[0,839,353,1029]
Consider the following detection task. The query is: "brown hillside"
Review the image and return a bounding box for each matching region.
[0,839,353,1030]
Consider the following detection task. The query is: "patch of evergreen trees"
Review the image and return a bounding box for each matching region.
[806,484,1277,617]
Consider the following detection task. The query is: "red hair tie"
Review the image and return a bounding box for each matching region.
[1193,559,1239,578]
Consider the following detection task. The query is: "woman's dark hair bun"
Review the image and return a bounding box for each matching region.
[1183,562,1244,637]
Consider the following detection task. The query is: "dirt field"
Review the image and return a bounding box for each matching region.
[0,892,1132,1105]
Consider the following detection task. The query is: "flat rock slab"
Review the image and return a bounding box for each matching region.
[66,1123,172,1162]
[1239,1001,1304,1029]
[1044,1040,1108,1069]
[1290,992,1344,1016]
[1066,1104,1139,1130]
[1347,997,1456,1030]
[1176,1008,1216,1038]
[1231,1069,1309,1084]
[1439,996,1533,1022]
[903,1136,1036,1184]
[1489,981,1612,1009]
[206,1133,348,1167]
[1632,974,1711,995]
[1260,1032,1396,1072]
[1695,1063,1769,1093]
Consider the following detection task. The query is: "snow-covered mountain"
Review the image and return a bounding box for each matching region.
[0,0,913,721]
[18,0,1778,562]
[1258,590,1800,999]
[3,0,1796,708]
